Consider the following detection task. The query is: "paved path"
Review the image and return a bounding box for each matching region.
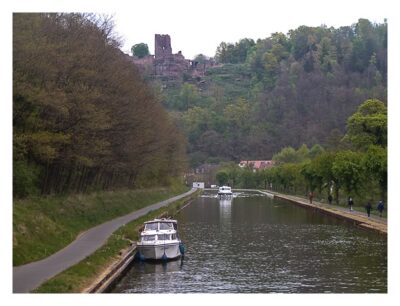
[13,188,197,293]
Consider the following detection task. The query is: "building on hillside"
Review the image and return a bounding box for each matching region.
[131,34,215,82]
[238,160,275,172]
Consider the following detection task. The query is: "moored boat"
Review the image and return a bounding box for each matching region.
[136,218,184,261]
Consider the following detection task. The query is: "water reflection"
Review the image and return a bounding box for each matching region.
[113,191,387,293]
[219,197,232,220]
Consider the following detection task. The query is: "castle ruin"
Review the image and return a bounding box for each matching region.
[131,34,215,82]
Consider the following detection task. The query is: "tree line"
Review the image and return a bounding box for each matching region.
[160,19,387,167]
[13,13,187,198]
[216,99,387,205]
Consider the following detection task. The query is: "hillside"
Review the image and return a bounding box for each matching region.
[159,19,387,167]
[13,13,187,198]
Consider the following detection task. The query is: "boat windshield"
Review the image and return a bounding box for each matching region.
[159,222,174,230]
[144,223,158,231]
[157,234,171,241]
[141,235,156,241]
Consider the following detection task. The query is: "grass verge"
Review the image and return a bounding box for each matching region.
[13,184,188,266]
[33,189,201,293]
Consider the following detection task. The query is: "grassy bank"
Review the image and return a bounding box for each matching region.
[33,189,201,293]
[13,184,188,266]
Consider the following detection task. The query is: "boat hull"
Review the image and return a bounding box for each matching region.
[218,192,233,196]
[137,242,181,260]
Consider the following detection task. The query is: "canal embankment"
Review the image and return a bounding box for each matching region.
[82,192,200,294]
[112,191,387,293]
[206,188,386,234]
[268,191,387,234]
[28,190,199,293]
[14,188,200,293]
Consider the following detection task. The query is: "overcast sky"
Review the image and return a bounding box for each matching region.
[113,0,388,59]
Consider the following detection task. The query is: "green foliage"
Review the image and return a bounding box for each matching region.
[215,38,255,64]
[165,19,386,166]
[214,96,387,205]
[309,144,325,159]
[13,13,187,197]
[177,83,200,110]
[216,170,229,186]
[131,43,149,58]
[273,144,310,164]
[273,147,298,163]
[33,190,199,292]
[344,99,387,149]
[13,161,41,197]
[363,145,387,199]
[332,150,364,194]
[13,186,187,266]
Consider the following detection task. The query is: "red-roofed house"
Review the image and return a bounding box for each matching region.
[238,160,274,171]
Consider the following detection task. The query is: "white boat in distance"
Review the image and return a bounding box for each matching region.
[136,218,184,261]
[218,185,233,197]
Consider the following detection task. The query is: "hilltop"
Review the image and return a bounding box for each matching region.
[131,19,387,167]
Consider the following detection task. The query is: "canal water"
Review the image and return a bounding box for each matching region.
[112,191,387,293]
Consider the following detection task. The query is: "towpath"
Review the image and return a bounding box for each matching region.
[264,191,387,234]
[13,188,197,293]
[206,188,387,234]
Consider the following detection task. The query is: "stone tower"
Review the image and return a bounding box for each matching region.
[155,34,172,59]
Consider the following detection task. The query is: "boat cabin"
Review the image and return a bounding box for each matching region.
[140,233,178,242]
[143,219,178,231]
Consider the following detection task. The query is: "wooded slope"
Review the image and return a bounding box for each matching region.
[13,14,187,197]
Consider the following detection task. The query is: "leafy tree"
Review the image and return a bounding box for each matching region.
[223,98,251,131]
[344,99,387,150]
[13,13,186,197]
[131,43,149,58]
[272,147,298,164]
[301,161,321,193]
[216,170,229,186]
[225,164,241,188]
[273,145,309,164]
[240,168,257,188]
[215,38,255,63]
[309,144,325,159]
[332,150,364,196]
[163,19,387,167]
[178,83,200,111]
[363,145,387,200]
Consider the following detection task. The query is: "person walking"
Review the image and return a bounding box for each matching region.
[348,196,354,211]
[309,191,314,204]
[328,194,333,205]
[365,201,372,217]
[377,200,384,217]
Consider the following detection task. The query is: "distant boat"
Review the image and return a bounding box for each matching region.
[218,186,232,197]
[136,218,184,261]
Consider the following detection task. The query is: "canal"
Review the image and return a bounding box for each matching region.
[112,191,387,293]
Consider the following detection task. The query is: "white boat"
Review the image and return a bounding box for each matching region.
[136,218,184,261]
[218,185,233,197]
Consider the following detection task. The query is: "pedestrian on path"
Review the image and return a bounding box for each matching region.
[365,201,372,217]
[348,196,354,211]
[309,191,314,204]
[328,194,333,205]
[377,200,384,217]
